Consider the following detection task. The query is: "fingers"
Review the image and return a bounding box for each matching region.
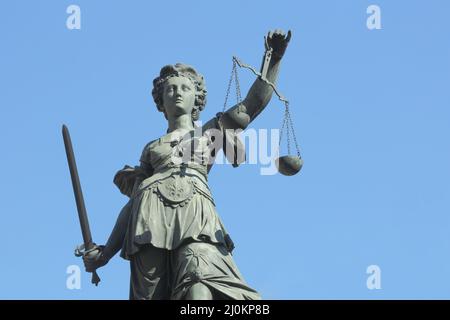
[83,261,95,272]
[274,29,284,37]
[83,257,100,272]
[83,253,101,263]
[267,29,291,41]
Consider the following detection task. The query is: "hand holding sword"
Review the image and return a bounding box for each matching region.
[62,124,107,286]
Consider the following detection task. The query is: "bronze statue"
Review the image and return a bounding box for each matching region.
[80,29,292,300]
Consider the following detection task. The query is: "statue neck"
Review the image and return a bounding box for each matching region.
[167,114,195,133]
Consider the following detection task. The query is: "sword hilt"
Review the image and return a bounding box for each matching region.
[75,243,102,286]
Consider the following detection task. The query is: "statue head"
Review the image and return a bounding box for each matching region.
[151,63,207,122]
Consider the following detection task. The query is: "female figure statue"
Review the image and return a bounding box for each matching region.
[83,30,291,300]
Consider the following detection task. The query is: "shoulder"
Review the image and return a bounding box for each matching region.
[140,138,159,161]
[143,138,159,150]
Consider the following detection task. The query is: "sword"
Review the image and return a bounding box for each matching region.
[62,124,101,286]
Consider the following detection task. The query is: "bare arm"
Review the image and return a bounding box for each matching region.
[223,30,292,127]
[82,200,131,271]
[102,200,132,261]
[243,57,283,123]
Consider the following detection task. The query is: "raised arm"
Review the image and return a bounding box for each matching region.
[224,29,292,127]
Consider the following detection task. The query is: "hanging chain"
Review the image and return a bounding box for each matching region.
[278,102,301,157]
[285,103,291,156]
[278,104,288,147]
[234,62,242,105]
[224,56,302,158]
[223,59,243,112]
[222,59,236,112]
[286,104,301,157]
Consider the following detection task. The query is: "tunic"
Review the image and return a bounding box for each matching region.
[112,113,260,299]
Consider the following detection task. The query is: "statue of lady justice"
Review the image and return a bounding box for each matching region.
[82,29,292,300]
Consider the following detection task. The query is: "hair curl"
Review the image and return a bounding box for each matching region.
[151,63,207,121]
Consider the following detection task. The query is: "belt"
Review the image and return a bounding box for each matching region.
[153,161,208,181]
[133,163,212,200]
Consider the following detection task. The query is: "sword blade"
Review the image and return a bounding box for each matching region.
[62,124,93,250]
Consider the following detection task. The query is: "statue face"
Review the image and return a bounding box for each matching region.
[162,76,196,119]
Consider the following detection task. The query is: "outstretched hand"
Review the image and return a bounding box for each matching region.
[265,29,292,60]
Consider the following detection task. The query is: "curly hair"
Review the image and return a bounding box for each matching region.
[151,63,207,121]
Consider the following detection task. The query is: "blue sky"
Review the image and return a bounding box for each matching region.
[0,0,449,299]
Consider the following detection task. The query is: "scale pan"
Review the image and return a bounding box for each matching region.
[276,155,303,176]
[221,109,250,130]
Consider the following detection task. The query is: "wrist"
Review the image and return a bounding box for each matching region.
[270,54,283,64]
[100,246,113,262]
